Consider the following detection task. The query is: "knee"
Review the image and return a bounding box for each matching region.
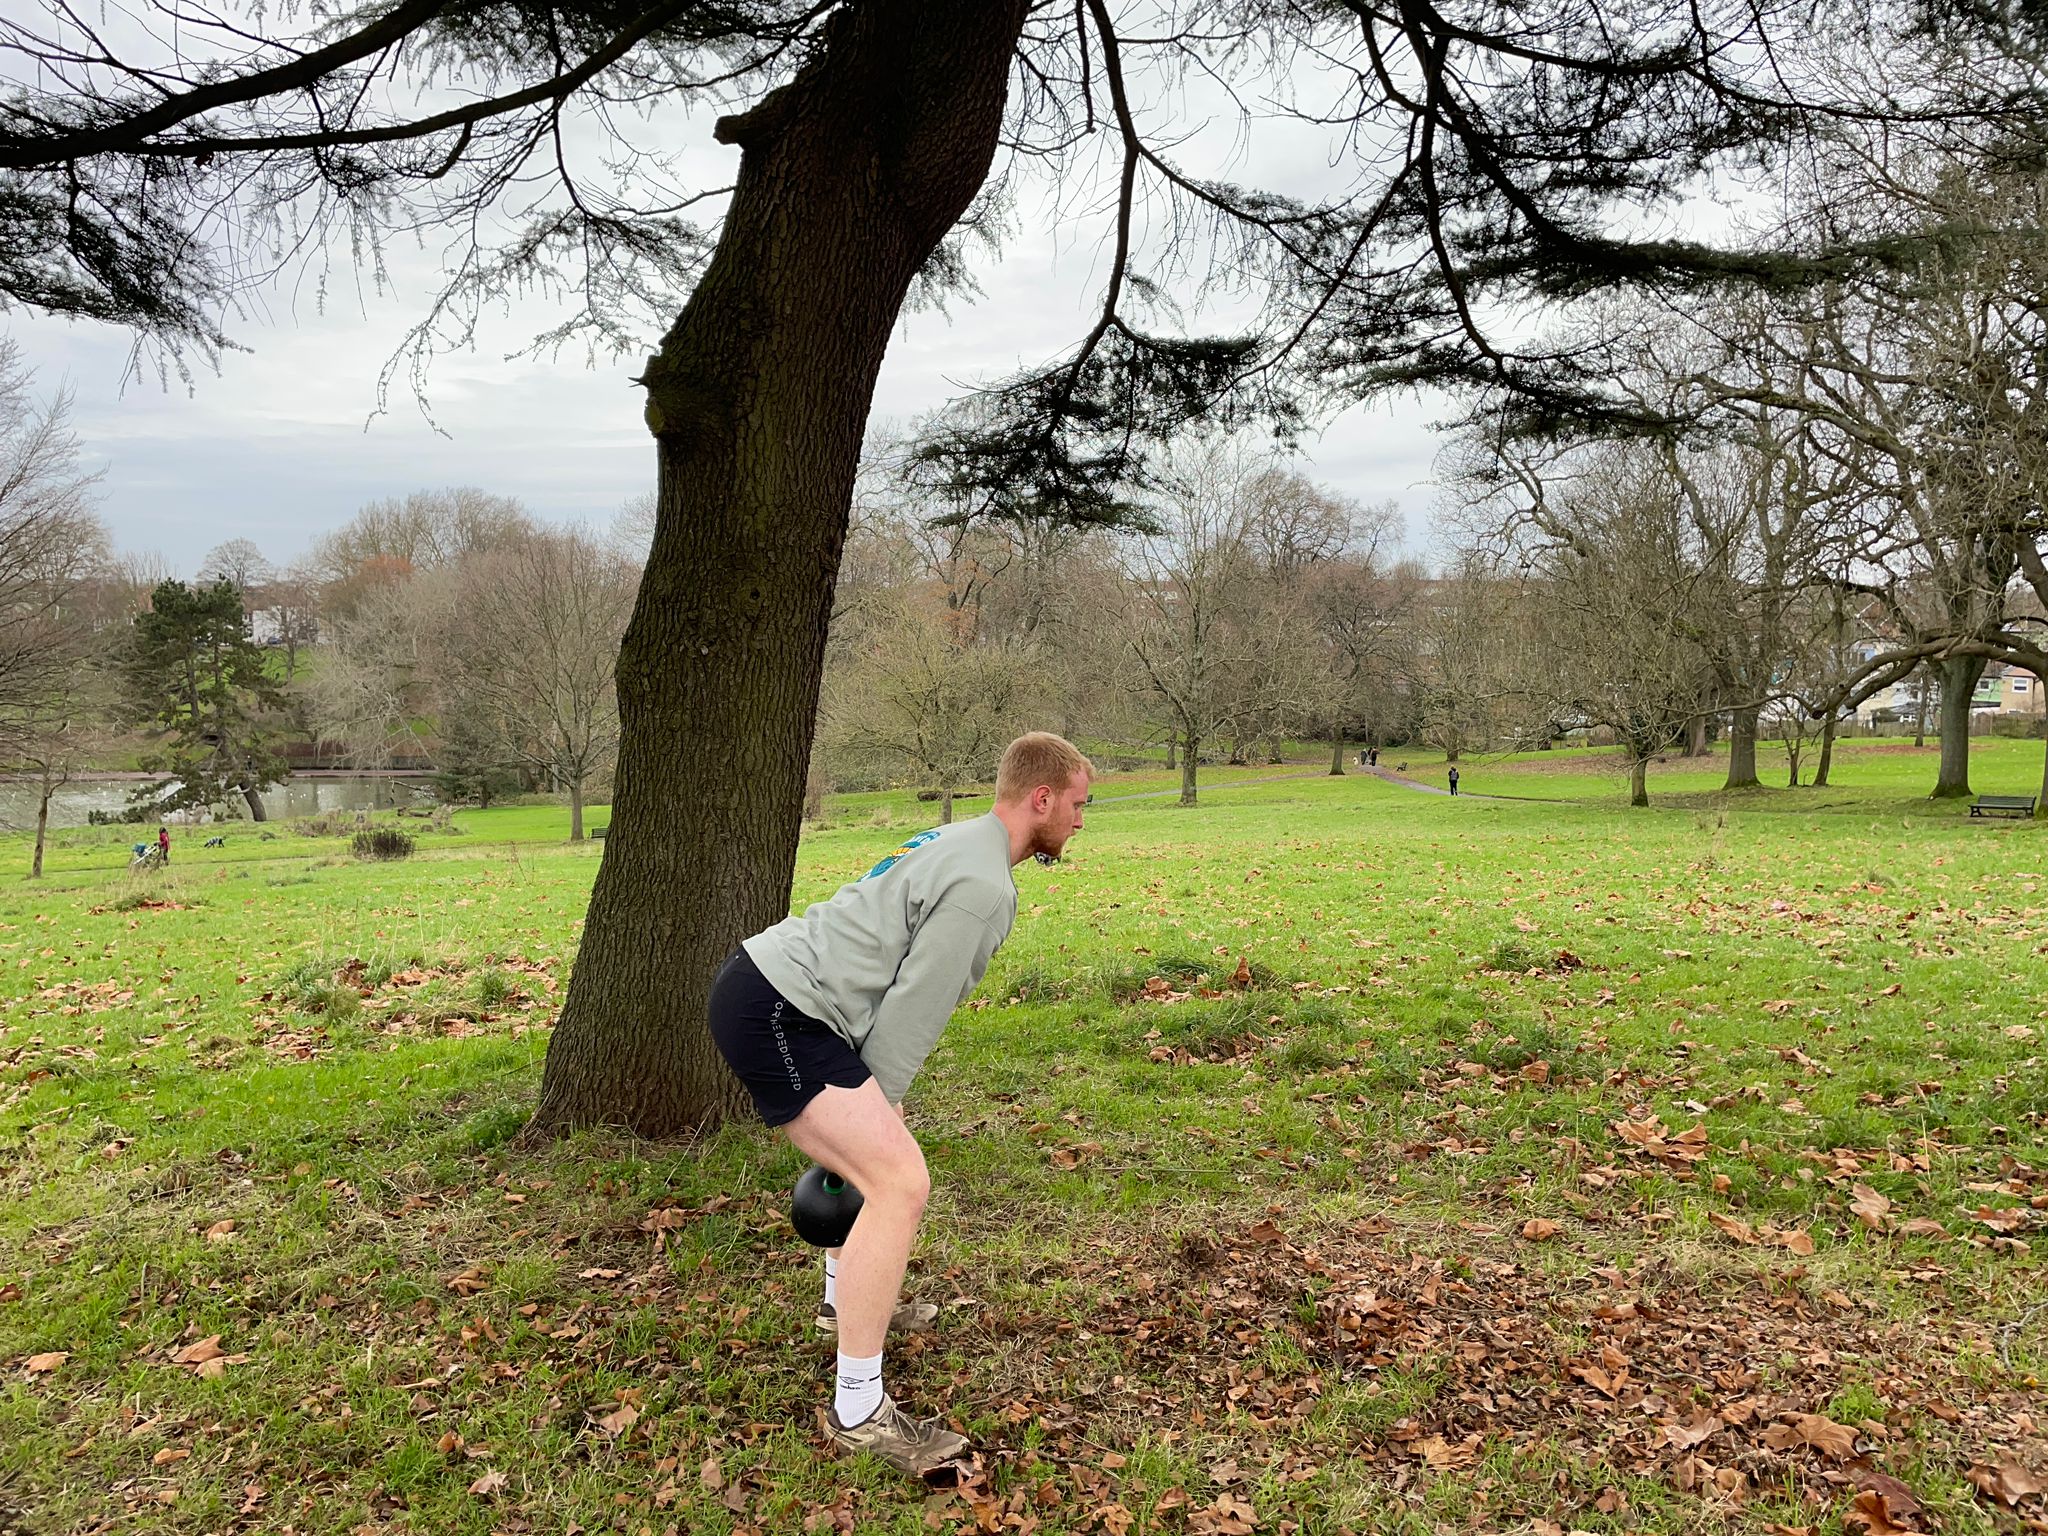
[876,1155,930,1216]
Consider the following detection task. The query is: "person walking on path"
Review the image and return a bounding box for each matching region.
[157,825,171,865]
[707,732,1093,1474]
[1447,765,1460,795]
[1367,748,1378,767]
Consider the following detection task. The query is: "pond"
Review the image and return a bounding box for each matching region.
[0,774,439,832]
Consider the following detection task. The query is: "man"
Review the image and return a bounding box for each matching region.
[708,732,1093,1473]
[157,825,171,865]
[1447,764,1460,796]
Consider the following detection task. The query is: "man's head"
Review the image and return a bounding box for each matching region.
[995,732,1093,861]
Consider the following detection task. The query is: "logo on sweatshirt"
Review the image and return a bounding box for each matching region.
[863,828,942,880]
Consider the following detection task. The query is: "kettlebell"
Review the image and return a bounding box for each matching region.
[791,1164,864,1247]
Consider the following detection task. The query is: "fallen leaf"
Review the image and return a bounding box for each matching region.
[24,1351,67,1375]
[596,1401,640,1437]
[1845,1490,1911,1536]
[1966,1458,2044,1507]
[152,1447,190,1467]
[468,1469,508,1498]
[1709,1211,1758,1245]
[1761,1413,1857,1461]
[169,1337,226,1367]
[1849,1185,1892,1232]
[203,1220,237,1243]
[1521,1218,1561,1242]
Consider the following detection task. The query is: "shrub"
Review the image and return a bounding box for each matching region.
[352,828,416,860]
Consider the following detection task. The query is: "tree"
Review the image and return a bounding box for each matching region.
[312,489,532,618]
[1114,438,1323,804]
[440,528,634,840]
[819,589,1036,821]
[197,538,274,595]
[124,580,290,820]
[301,575,446,769]
[0,0,1999,1135]
[0,337,106,763]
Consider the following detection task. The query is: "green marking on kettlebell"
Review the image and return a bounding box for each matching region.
[822,1173,846,1194]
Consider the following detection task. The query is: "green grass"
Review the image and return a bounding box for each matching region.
[1,753,2042,1533]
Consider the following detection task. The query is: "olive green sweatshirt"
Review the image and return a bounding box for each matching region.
[742,813,1017,1103]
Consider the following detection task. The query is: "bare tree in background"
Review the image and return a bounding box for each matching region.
[302,573,451,769]
[312,489,533,617]
[197,537,274,594]
[442,528,635,840]
[0,337,106,764]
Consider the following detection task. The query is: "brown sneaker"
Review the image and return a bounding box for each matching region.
[813,1299,940,1337]
[823,1394,970,1473]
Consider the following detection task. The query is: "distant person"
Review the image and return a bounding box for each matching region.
[1367,748,1378,767]
[157,825,171,865]
[1447,765,1460,796]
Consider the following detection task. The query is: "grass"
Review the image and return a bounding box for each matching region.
[1,750,2043,1534]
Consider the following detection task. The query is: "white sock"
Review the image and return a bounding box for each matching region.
[823,1253,838,1309]
[834,1350,884,1427]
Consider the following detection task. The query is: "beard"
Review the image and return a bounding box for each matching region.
[1028,821,1068,862]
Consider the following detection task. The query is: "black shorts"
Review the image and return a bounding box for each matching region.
[708,947,871,1127]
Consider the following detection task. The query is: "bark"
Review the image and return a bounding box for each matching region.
[241,783,267,821]
[1180,734,1199,806]
[32,788,51,879]
[1913,669,1928,748]
[938,788,954,825]
[1329,735,1345,775]
[1685,715,1709,757]
[2039,733,2047,819]
[570,778,585,841]
[1629,756,1649,807]
[1814,714,1838,788]
[1933,655,1984,798]
[1164,732,1176,771]
[524,2,1029,1140]
[1725,705,1760,790]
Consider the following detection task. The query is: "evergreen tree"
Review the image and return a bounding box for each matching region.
[125,580,289,821]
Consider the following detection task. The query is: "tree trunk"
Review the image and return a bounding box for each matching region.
[1328,735,1345,776]
[1180,734,1199,807]
[1725,705,1759,790]
[241,783,267,821]
[1814,714,1838,788]
[1933,656,1983,798]
[2039,731,2047,818]
[1629,756,1649,807]
[1164,732,1176,771]
[570,778,585,841]
[938,788,954,825]
[1786,738,1801,788]
[524,2,1029,1141]
[1913,668,1928,748]
[1686,715,1709,757]
[32,787,51,879]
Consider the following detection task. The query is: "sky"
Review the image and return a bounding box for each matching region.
[0,21,1498,578]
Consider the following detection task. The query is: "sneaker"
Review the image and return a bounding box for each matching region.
[823,1393,970,1473]
[814,1298,940,1337]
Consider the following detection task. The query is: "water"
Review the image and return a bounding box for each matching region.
[0,774,439,831]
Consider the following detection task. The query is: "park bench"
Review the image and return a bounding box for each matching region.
[1969,794,2038,819]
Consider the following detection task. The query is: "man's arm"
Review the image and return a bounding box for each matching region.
[861,903,1006,1103]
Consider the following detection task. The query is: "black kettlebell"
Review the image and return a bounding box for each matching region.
[791,1164,864,1247]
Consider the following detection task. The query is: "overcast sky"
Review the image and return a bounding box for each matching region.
[0,32,1491,579]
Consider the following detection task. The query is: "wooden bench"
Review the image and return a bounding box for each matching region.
[1969,794,2038,819]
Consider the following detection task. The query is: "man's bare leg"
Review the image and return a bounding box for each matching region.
[783,1081,928,1362]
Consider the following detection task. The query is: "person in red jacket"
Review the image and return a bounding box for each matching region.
[157,825,171,865]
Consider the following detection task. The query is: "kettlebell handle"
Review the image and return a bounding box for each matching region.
[821,1171,847,1195]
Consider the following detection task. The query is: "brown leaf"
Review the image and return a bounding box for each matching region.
[1844,1491,1912,1536]
[1520,1218,1561,1242]
[1761,1413,1858,1461]
[1417,1433,1482,1469]
[153,1447,190,1467]
[1849,1185,1892,1232]
[1247,1219,1287,1245]
[1230,957,1252,990]
[1709,1211,1758,1245]
[595,1401,640,1437]
[1966,1458,2044,1507]
[1847,1462,1923,1526]
[1664,1413,1723,1450]
[24,1351,67,1375]
[1764,1225,1817,1256]
[700,1455,723,1490]
[169,1336,226,1366]
[467,1468,508,1498]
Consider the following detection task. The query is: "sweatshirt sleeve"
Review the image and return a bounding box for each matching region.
[859,902,1006,1103]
